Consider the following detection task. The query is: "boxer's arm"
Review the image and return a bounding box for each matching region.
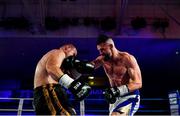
[91,56,103,69]
[104,55,142,103]
[46,50,91,100]
[46,51,65,81]
[126,55,142,92]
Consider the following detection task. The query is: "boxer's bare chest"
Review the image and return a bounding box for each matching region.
[103,58,129,86]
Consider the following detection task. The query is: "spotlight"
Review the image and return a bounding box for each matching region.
[152,18,169,32]
[70,17,79,26]
[131,17,147,30]
[100,17,116,31]
[45,17,60,30]
[60,17,71,27]
[83,17,92,26]
[2,17,29,29]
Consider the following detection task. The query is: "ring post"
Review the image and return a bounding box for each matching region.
[80,100,85,116]
[17,98,24,116]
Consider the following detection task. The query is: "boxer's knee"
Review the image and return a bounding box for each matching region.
[67,107,76,115]
[111,111,125,116]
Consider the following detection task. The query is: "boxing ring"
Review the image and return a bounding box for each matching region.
[0,97,86,115]
[0,98,34,115]
[0,97,178,115]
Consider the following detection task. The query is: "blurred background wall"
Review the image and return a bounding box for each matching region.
[0,0,180,115]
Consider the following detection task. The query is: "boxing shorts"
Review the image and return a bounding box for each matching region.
[109,90,140,116]
[33,84,76,115]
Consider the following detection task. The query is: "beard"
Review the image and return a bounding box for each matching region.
[103,53,111,61]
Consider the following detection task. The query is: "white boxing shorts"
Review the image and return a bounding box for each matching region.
[109,90,140,116]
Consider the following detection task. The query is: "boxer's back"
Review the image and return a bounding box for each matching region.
[34,50,58,88]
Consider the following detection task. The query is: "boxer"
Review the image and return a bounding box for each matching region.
[91,34,142,116]
[33,44,93,115]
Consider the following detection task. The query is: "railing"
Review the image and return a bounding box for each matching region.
[0,97,86,115]
[0,98,34,115]
[0,97,171,115]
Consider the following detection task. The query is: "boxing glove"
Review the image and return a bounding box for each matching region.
[104,85,129,104]
[61,56,94,75]
[74,60,94,75]
[59,74,91,101]
[61,56,76,70]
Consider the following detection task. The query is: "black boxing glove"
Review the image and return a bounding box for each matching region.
[61,56,76,70]
[68,78,91,101]
[59,74,91,101]
[74,60,94,75]
[104,87,119,104]
[103,85,129,104]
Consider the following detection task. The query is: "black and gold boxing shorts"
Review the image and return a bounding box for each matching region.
[33,84,76,115]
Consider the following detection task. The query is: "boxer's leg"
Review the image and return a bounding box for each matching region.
[129,95,140,115]
[52,84,76,115]
[110,95,140,116]
[111,112,125,116]
[49,84,70,115]
[34,84,74,115]
[111,103,133,116]
[42,85,56,115]
[33,85,56,115]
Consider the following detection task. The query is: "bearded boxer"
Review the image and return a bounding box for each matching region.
[91,35,142,116]
[33,44,92,115]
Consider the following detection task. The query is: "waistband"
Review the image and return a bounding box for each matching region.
[122,90,140,97]
[34,84,61,91]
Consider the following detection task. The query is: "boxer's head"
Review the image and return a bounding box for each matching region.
[61,44,77,57]
[96,34,115,61]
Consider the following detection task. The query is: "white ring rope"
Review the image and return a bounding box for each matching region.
[0,97,85,115]
[0,97,169,115]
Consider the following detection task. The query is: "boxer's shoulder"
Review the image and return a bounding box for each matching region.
[119,52,135,61]
[47,49,65,60]
[93,55,104,63]
[119,52,131,57]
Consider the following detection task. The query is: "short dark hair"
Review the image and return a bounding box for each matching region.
[96,34,110,45]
